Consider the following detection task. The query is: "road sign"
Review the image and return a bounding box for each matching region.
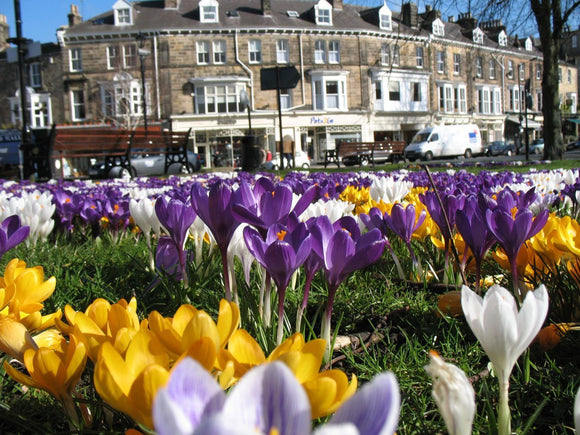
[260,66,301,90]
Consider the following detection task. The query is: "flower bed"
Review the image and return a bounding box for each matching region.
[0,167,579,433]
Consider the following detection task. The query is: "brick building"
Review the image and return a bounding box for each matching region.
[1,0,578,165]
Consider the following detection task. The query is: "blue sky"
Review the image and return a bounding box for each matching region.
[2,1,113,43]
[2,0,540,45]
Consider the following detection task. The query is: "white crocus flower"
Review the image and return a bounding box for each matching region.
[425,351,475,435]
[227,224,256,305]
[129,198,162,269]
[575,386,580,433]
[369,176,413,204]
[461,284,549,435]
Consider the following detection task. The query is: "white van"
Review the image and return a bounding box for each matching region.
[404,124,482,161]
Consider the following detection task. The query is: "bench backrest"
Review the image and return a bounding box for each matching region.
[52,128,131,154]
[337,141,405,157]
[129,129,191,155]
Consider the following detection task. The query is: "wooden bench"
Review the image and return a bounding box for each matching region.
[50,127,132,179]
[324,141,406,168]
[50,126,192,179]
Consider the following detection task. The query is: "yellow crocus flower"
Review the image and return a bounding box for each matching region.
[0,259,56,315]
[147,299,239,363]
[0,314,38,362]
[4,333,87,421]
[58,297,140,361]
[552,215,580,258]
[93,328,170,429]
[217,331,357,419]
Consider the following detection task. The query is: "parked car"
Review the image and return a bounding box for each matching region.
[270,150,311,169]
[567,139,580,150]
[341,142,404,166]
[519,138,544,155]
[485,141,516,156]
[89,150,202,178]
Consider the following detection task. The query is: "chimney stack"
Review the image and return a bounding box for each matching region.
[401,2,418,28]
[165,0,181,9]
[68,4,82,27]
[0,15,9,51]
[333,0,343,10]
[261,0,271,16]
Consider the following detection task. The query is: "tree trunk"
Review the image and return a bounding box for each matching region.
[531,0,565,160]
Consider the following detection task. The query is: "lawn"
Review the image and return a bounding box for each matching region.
[0,160,579,434]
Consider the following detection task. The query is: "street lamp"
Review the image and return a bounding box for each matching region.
[135,32,150,131]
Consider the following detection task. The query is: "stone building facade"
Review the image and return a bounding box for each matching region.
[1,0,578,164]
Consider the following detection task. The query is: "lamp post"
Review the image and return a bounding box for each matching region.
[136,32,150,131]
[9,0,32,179]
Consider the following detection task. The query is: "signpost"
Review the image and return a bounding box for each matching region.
[260,66,300,170]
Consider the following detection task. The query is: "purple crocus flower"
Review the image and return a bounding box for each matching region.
[155,196,197,288]
[244,221,312,344]
[0,215,29,260]
[191,180,248,300]
[383,203,426,275]
[420,190,465,282]
[155,236,186,282]
[360,207,405,280]
[311,215,385,356]
[233,178,317,236]
[456,195,497,290]
[53,189,82,232]
[485,206,548,301]
[153,357,401,435]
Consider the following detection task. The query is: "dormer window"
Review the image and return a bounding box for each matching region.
[498,30,507,47]
[315,0,333,26]
[200,0,219,23]
[113,0,133,26]
[432,18,445,36]
[473,28,484,44]
[379,1,392,31]
[525,37,533,51]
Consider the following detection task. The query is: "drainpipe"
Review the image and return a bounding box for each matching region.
[299,33,305,105]
[153,35,161,121]
[234,29,254,108]
[491,54,505,137]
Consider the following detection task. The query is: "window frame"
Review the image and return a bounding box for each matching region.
[213,40,226,64]
[416,47,424,68]
[116,8,131,25]
[436,50,445,74]
[197,41,210,65]
[70,48,82,72]
[248,40,262,64]
[311,72,348,111]
[381,43,390,66]
[71,89,86,121]
[453,53,461,75]
[489,59,496,79]
[277,39,290,64]
[475,57,483,78]
[314,40,327,64]
[328,40,340,64]
[29,62,42,88]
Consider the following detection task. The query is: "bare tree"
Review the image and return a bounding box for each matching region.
[465,0,580,159]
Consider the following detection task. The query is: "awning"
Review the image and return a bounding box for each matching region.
[505,115,543,130]
[566,118,580,124]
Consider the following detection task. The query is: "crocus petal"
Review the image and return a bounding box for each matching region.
[221,361,312,435]
[575,386,580,433]
[0,315,38,362]
[425,351,475,435]
[153,357,225,435]
[325,372,400,435]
